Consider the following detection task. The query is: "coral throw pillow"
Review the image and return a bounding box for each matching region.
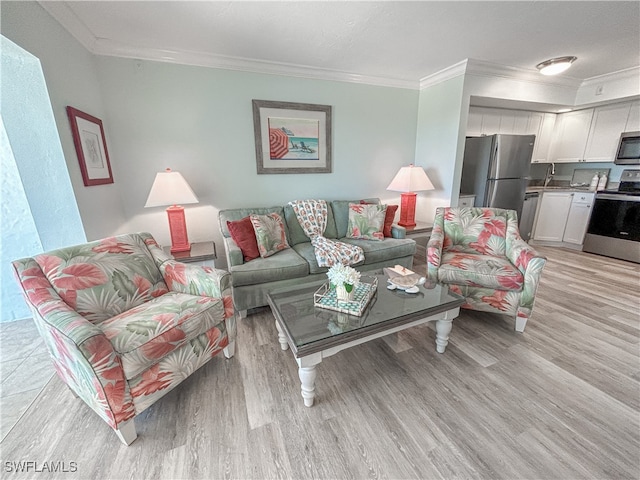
[250,213,290,258]
[346,203,387,241]
[227,217,260,262]
[383,204,398,237]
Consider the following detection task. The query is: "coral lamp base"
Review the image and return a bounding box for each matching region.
[397,192,417,228]
[166,205,191,253]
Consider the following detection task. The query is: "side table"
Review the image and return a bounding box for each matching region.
[404,222,433,262]
[163,241,217,267]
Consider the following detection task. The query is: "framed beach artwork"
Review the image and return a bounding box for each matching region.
[252,100,332,174]
[66,106,114,186]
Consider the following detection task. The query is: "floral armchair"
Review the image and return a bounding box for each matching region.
[12,232,236,445]
[427,208,546,332]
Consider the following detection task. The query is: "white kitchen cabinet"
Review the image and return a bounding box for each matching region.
[549,109,594,163]
[532,192,573,241]
[625,100,640,132]
[458,195,476,208]
[529,113,556,163]
[562,192,595,244]
[583,103,632,162]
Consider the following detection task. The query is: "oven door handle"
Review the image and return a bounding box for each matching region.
[596,193,640,202]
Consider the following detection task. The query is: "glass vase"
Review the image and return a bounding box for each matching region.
[335,283,354,302]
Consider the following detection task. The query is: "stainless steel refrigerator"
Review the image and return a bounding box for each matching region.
[459,134,535,221]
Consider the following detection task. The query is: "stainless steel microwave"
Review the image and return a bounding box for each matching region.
[615,131,640,165]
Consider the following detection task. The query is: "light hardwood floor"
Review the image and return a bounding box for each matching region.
[0,246,638,479]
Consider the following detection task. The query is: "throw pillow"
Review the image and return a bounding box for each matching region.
[383,205,399,237]
[359,200,397,237]
[346,203,387,241]
[250,213,290,258]
[227,217,260,262]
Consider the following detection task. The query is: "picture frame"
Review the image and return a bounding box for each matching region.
[66,106,114,186]
[252,100,332,174]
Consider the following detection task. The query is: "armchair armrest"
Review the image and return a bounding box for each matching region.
[426,209,446,281]
[506,236,547,314]
[11,258,135,430]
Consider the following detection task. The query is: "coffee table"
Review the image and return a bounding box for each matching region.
[267,271,464,407]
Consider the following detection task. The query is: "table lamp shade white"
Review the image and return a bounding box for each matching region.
[386,164,434,227]
[145,168,199,253]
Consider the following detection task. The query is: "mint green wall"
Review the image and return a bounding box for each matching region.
[1,37,86,322]
[1,1,127,241]
[414,75,467,221]
[96,57,419,256]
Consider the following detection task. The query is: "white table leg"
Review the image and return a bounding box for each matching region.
[297,354,322,407]
[298,366,317,407]
[435,318,452,353]
[275,320,289,350]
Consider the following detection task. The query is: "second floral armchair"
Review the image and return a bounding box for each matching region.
[427,207,546,332]
[12,232,236,445]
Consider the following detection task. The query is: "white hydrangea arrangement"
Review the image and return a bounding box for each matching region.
[326,264,361,293]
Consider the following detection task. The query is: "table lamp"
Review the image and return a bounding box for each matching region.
[386,164,434,227]
[145,168,199,253]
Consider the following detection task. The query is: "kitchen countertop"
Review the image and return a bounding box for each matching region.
[526,186,594,193]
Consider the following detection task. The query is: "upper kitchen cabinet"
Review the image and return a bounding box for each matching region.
[583,103,633,162]
[529,113,556,163]
[466,107,556,162]
[549,109,594,163]
[625,100,640,132]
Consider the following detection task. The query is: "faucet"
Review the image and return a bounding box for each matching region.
[544,162,555,187]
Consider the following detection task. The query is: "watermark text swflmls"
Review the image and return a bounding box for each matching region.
[4,461,78,473]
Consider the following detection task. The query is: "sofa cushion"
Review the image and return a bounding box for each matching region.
[293,242,365,274]
[284,201,338,245]
[383,205,399,237]
[437,252,524,291]
[346,203,386,240]
[34,234,168,324]
[340,237,416,265]
[227,216,260,262]
[250,213,290,258]
[219,206,289,242]
[331,198,380,238]
[229,248,309,287]
[99,292,226,379]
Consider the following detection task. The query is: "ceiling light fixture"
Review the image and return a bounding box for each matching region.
[536,56,577,76]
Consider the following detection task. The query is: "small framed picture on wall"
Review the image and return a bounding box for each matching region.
[252,99,332,174]
[66,106,114,186]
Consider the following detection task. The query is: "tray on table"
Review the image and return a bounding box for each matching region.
[313,275,377,316]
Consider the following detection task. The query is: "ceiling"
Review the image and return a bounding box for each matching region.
[41,1,640,88]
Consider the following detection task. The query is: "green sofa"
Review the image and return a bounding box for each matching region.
[218,198,416,317]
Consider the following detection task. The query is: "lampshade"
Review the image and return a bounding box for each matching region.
[386,165,434,193]
[144,168,199,208]
[536,56,577,76]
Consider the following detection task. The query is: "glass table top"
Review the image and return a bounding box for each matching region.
[267,271,464,357]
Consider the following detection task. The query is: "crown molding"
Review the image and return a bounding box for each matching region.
[39,1,418,90]
[91,39,419,89]
[39,1,639,93]
[581,66,640,87]
[39,1,98,52]
[421,58,584,91]
[419,59,468,89]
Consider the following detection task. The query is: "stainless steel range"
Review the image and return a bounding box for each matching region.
[583,169,640,263]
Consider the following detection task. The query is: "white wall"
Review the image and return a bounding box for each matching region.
[96,57,419,265]
[1,1,127,240]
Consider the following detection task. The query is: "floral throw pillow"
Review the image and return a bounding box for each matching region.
[346,203,387,241]
[250,213,290,258]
